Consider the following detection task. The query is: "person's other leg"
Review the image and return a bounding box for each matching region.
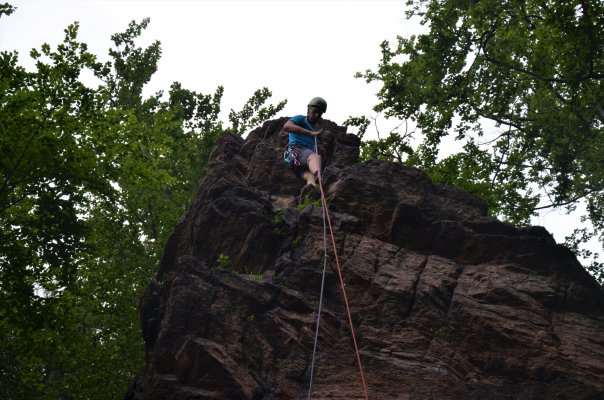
[302,154,321,185]
[298,148,321,185]
[307,153,321,182]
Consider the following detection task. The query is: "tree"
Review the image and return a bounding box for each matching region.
[0,14,285,399]
[229,87,287,136]
[355,0,604,282]
[0,20,124,398]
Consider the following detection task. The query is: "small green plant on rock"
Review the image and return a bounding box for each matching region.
[216,253,230,269]
[272,209,285,236]
[235,265,264,281]
[296,194,323,211]
[272,210,284,226]
[249,273,263,281]
[434,325,446,338]
[292,235,303,247]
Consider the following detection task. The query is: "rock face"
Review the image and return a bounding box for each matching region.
[127,118,604,400]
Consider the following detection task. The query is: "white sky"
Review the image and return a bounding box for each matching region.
[0,0,418,129]
[1,0,600,257]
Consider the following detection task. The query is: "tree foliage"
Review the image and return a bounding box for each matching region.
[355,0,604,282]
[229,87,288,136]
[0,15,285,399]
[0,2,15,18]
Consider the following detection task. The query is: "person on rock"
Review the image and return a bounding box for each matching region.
[283,97,326,186]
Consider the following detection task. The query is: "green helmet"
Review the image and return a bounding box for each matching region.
[308,97,327,113]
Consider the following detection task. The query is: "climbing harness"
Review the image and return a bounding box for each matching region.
[307,137,369,400]
[283,146,301,167]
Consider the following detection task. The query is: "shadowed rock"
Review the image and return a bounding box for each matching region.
[127,118,604,400]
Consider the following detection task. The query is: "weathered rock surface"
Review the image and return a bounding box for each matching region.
[127,118,604,400]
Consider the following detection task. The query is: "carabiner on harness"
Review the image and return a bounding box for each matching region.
[283,147,301,167]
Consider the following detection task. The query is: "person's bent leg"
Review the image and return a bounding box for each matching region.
[307,153,321,182]
[297,149,321,185]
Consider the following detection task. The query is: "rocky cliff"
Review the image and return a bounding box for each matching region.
[126,118,604,400]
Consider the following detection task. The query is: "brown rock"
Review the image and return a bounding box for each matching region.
[127,119,604,400]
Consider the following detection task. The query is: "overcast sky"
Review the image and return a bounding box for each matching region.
[1,0,599,254]
[1,0,419,130]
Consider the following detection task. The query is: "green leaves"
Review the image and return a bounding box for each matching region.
[0,16,289,399]
[0,22,133,399]
[359,0,604,281]
[0,2,15,18]
[229,87,287,136]
[1,23,109,298]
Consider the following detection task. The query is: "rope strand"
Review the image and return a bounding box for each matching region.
[306,136,369,400]
[306,178,328,400]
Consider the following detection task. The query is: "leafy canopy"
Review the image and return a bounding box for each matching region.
[0,14,285,399]
[353,0,604,282]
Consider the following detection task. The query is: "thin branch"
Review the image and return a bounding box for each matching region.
[0,190,34,214]
[533,188,598,211]
[490,124,513,188]
[471,104,525,131]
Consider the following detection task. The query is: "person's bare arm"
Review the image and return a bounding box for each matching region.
[284,120,319,137]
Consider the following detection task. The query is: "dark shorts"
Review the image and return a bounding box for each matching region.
[290,145,315,178]
[296,147,314,168]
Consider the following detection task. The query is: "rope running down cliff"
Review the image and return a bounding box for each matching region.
[306,136,369,400]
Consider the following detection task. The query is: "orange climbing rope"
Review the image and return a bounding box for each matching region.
[307,136,369,400]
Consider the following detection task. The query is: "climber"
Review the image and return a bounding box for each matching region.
[283,97,326,185]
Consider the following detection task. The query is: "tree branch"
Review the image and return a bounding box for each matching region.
[533,188,598,211]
